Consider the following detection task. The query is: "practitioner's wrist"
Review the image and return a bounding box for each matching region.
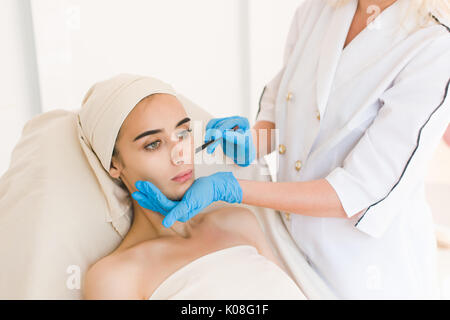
[211,172,243,204]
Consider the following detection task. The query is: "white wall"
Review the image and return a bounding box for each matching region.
[0,0,302,176]
[30,0,250,116]
[29,0,303,117]
[0,0,42,176]
[248,0,301,120]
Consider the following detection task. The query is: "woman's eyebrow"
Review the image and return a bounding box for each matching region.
[176,117,191,128]
[133,117,191,142]
[133,129,162,142]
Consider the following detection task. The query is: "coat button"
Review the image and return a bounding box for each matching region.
[316,110,321,121]
[279,144,286,155]
[286,92,293,102]
[295,160,302,171]
[284,212,291,221]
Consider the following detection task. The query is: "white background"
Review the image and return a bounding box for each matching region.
[0,0,300,176]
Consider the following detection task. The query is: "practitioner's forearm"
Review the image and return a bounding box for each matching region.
[237,178,352,219]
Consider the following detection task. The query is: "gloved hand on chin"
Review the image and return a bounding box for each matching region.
[132,172,243,228]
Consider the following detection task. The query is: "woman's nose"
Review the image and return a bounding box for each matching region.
[171,144,184,166]
[170,138,190,166]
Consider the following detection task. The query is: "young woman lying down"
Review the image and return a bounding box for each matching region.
[80,74,306,300]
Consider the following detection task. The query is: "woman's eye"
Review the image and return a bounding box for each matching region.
[177,128,192,140]
[145,140,161,151]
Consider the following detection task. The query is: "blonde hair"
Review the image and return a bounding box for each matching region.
[330,0,450,30]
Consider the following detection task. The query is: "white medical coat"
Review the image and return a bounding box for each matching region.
[256,0,450,299]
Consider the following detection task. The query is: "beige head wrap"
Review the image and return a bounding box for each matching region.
[76,73,177,237]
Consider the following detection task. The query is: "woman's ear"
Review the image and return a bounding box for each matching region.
[109,155,123,179]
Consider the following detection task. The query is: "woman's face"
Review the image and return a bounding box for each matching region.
[109,93,195,201]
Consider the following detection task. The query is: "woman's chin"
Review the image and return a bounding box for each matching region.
[168,178,195,201]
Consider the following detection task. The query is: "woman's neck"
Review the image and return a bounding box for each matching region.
[114,199,194,253]
[357,0,397,14]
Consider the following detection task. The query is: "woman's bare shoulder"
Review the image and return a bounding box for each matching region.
[83,237,192,300]
[82,248,147,300]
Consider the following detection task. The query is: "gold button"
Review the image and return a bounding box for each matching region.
[286,92,293,102]
[284,212,291,221]
[279,144,286,155]
[316,111,321,121]
[295,160,302,171]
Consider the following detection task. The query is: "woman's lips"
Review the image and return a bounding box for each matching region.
[171,169,193,183]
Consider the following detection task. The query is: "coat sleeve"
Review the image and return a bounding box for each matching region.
[325,32,450,238]
[255,1,311,123]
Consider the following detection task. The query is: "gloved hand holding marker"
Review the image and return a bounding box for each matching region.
[195,125,239,153]
[198,116,256,167]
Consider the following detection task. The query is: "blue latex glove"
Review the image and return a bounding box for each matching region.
[132,172,242,228]
[131,180,178,215]
[204,116,256,167]
[163,172,243,227]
